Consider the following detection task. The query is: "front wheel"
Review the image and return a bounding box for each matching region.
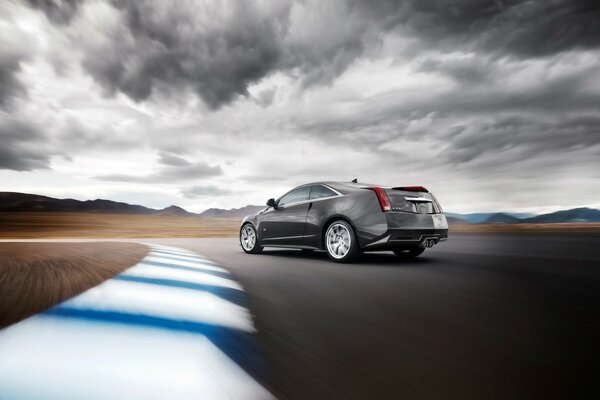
[325,220,361,263]
[240,224,263,254]
[393,247,425,258]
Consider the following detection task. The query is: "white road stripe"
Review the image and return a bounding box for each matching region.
[149,251,219,264]
[0,316,273,400]
[61,278,254,333]
[123,264,243,290]
[143,255,228,273]
[149,245,200,256]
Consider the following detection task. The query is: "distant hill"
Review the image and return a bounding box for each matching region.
[446,216,470,225]
[2,192,599,223]
[451,208,600,224]
[446,212,534,224]
[156,205,192,216]
[0,192,193,215]
[199,205,265,218]
[483,213,523,224]
[523,208,600,223]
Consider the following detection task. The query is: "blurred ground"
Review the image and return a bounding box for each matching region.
[2,231,599,399]
[142,234,600,400]
[0,242,147,328]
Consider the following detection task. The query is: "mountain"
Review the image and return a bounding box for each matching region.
[199,205,265,218]
[523,208,600,223]
[156,205,192,216]
[446,212,534,223]
[0,192,193,215]
[445,212,495,224]
[483,213,523,224]
[446,216,470,225]
[453,208,600,224]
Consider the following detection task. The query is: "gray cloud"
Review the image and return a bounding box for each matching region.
[0,53,26,109]
[180,185,232,199]
[2,0,600,212]
[443,114,600,165]
[25,0,600,111]
[74,0,288,109]
[0,17,33,108]
[158,152,192,167]
[26,0,80,25]
[95,155,222,183]
[0,117,50,171]
[400,0,600,58]
[27,0,405,109]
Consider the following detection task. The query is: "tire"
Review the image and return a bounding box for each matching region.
[393,247,425,258]
[324,220,361,263]
[240,224,263,254]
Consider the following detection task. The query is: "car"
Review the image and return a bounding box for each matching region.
[239,180,448,263]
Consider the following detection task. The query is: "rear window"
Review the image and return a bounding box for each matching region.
[310,185,337,200]
[385,189,442,214]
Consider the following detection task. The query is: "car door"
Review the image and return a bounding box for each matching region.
[259,186,311,246]
[303,184,341,248]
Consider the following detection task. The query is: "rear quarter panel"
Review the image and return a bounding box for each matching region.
[304,190,387,248]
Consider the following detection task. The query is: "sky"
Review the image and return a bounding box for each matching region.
[1,0,599,214]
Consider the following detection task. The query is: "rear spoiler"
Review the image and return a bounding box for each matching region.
[391,186,429,193]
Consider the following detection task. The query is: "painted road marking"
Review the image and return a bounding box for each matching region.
[0,244,274,400]
[122,264,243,290]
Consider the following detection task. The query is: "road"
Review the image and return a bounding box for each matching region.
[129,235,600,398]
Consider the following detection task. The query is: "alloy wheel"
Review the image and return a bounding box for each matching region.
[326,223,352,259]
[241,225,257,251]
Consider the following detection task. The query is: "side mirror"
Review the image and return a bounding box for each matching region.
[266,198,278,209]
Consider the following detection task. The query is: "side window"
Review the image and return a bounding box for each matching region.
[309,185,337,200]
[278,186,311,206]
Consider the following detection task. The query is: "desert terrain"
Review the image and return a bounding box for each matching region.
[0,242,148,328]
[0,212,241,239]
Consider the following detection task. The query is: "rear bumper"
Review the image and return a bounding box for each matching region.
[361,212,449,251]
[363,228,448,251]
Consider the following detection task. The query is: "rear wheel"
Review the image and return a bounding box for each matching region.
[240,224,263,254]
[393,247,425,258]
[325,220,361,263]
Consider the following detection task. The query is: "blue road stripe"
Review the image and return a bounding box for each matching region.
[113,275,247,308]
[142,260,231,279]
[42,306,269,384]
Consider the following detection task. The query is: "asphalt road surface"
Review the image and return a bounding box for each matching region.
[139,234,600,400]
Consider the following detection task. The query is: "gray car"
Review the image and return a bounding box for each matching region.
[240,181,448,262]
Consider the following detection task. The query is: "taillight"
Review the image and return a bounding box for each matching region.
[368,187,392,212]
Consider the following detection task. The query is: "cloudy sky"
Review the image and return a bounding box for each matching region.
[1,0,599,213]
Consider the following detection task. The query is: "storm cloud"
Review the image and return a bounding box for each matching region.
[95,153,222,183]
[1,0,599,212]
[0,118,50,171]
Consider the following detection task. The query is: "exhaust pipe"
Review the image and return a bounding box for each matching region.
[421,238,438,248]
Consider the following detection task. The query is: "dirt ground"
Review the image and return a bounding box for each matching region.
[0,212,240,238]
[0,242,148,328]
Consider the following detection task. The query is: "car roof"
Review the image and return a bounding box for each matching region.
[294,181,378,194]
